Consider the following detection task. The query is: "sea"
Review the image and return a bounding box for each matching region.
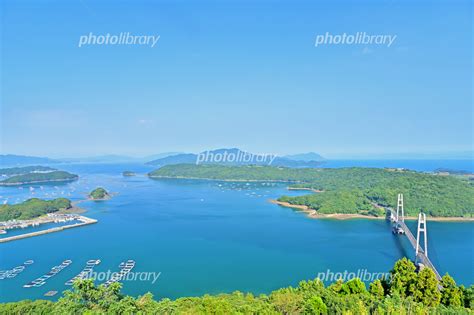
[0,159,472,302]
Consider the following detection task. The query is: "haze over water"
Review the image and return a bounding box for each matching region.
[0,162,472,303]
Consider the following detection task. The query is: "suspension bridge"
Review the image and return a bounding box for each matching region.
[387,194,442,281]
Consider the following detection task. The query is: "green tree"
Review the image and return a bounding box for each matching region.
[304,296,328,314]
[440,274,463,307]
[369,279,385,299]
[413,268,441,307]
[389,257,417,298]
[343,278,367,295]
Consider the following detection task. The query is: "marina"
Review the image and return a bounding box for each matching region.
[0,216,97,243]
[23,260,72,288]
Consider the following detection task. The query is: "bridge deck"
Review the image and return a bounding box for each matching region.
[388,208,442,281]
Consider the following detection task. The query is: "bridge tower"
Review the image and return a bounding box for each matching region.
[396,193,404,222]
[416,212,428,258]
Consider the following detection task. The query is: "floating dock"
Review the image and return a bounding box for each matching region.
[104,260,135,287]
[23,260,72,288]
[65,259,101,285]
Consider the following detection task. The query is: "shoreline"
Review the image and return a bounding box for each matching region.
[287,187,323,193]
[270,200,474,222]
[148,175,299,183]
[0,216,97,243]
[0,177,78,186]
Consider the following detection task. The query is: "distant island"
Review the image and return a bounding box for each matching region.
[146,148,325,168]
[0,166,56,176]
[0,170,78,186]
[0,154,60,166]
[122,171,136,177]
[89,187,111,200]
[0,198,72,221]
[149,164,474,218]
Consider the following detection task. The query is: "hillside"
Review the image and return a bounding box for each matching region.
[0,198,72,221]
[149,164,474,217]
[89,187,110,200]
[0,166,56,176]
[0,171,78,186]
[0,259,472,314]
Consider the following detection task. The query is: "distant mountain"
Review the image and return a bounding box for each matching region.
[60,152,183,163]
[146,148,324,168]
[0,154,60,166]
[142,152,182,161]
[284,152,325,162]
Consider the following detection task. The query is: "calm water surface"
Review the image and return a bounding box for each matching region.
[0,163,472,302]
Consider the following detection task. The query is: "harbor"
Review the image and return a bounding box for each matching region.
[0,215,97,243]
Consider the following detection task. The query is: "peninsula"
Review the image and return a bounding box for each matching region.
[0,170,78,186]
[149,164,474,218]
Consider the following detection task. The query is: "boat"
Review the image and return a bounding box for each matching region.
[24,260,34,265]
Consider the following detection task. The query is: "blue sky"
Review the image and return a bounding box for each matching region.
[1,0,472,158]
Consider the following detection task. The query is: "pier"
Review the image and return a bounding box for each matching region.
[0,216,97,243]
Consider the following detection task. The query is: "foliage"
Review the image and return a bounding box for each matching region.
[149,164,474,217]
[0,171,78,185]
[0,198,72,221]
[89,187,110,200]
[1,259,472,314]
[413,267,441,307]
[441,274,464,307]
[0,166,56,176]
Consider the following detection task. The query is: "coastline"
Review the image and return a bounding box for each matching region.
[287,187,323,193]
[270,199,474,222]
[0,177,78,186]
[0,216,97,243]
[148,175,299,183]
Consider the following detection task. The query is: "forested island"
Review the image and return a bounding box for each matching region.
[89,187,111,200]
[0,166,56,176]
[0,171,78,186]
[149,165,474,218]
[1,258,472,314]
[0,198,72,221]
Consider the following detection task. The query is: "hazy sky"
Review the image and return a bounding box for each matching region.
[1,0,472,158]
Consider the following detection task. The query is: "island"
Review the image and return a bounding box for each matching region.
[89,187,111,200]
[122,171,136,177]
[0,166,57,176]
[0,170,78,186]
[149,164,474,219]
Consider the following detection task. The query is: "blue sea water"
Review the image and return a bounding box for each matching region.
[0,162,472,303]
